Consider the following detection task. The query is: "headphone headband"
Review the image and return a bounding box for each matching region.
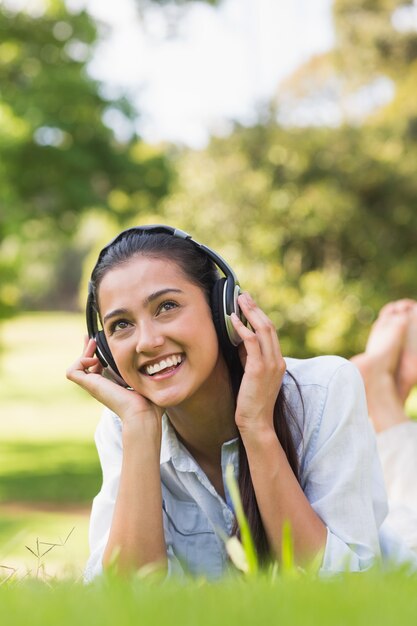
[92,224,238,286]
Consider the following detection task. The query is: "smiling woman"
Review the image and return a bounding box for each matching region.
[97,256,223,410]
[66,225,414,581]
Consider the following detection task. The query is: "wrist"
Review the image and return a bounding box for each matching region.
[122,418,162,452]
[238,421,277,448]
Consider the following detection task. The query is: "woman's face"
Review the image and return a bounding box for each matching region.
[98,255,225,409]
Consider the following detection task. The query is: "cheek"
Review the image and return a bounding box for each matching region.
[107,339,121,360]
[197,322,221,366]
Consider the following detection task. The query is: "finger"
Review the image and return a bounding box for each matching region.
[80,356,100,371]
[231,312,286,388]
[67,355,99,378]
[82,337,97,358]
[237,293,284,377]
[66,337,97,379]
[237,341,247,368]
[237,293,282,362]
[90,361,104,375]
[230,312,262,361]
[66,356,104,392]
[238,292,275,326]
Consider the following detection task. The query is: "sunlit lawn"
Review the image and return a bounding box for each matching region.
[0,506,90,579]
[0,312,100,441]
[0,312,101,576]
[2,571,417,626]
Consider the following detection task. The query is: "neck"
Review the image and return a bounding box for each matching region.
[166,357,238,467]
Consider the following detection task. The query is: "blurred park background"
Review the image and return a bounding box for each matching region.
[1,0,417,578]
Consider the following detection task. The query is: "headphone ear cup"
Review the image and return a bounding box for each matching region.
[223,278,245,347]
[211,278,231,353]
[96,331,121,376]
[95,332,129,387]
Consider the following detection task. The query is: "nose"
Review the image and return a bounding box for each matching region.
[134,319,164,354]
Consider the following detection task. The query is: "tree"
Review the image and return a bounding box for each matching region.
[157,1,417,358]
[0,0,172,315]
[333,0,417,81]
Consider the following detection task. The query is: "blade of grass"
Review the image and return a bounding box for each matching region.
[225,463,258,575]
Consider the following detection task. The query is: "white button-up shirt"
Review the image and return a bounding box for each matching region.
[85,355,398,581]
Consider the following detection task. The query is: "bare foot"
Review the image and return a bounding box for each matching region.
[397,302,417,403]
[352,300,411,374]
[350,301,411,433]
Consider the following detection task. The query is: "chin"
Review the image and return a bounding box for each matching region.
[134,384,187,410]
[127,377,187,405]
[151,392,188,410]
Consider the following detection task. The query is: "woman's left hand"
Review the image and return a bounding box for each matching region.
[231,292,286,437]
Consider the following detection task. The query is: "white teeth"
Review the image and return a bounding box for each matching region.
[145,354,182,376]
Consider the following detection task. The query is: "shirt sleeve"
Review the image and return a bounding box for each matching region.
[299,361,388,573]
[84,408,123,582]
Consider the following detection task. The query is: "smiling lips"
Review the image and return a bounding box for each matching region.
[143,354,184,376]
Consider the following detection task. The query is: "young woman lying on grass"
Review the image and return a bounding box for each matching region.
[66,225,415,580]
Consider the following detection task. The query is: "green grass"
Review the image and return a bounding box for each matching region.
[0,312,100,441]
[1,571,417,625]
[0,312,102,503]
[0,508,90,579]
[0,312,102,575]
[0,440,101,503]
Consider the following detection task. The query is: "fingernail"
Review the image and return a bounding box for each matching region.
[244,292,255,307]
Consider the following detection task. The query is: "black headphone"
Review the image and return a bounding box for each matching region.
[86,224,246,386]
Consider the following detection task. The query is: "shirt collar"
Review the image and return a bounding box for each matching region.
[160,413,238,473]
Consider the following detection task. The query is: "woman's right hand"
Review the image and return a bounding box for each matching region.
[66,338,164,443]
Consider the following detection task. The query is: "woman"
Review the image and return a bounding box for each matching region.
[67,225,389,580]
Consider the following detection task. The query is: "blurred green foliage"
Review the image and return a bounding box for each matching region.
[0,0,173,313]
[157,0,417,357]
[160,118,417,357]
[1,0,417,359]
[333,0,417,80]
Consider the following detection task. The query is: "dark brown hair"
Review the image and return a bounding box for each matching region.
[90,230,301,563]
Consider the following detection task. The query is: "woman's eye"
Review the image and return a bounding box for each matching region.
[158,300,178,314]
[110,320,130,333]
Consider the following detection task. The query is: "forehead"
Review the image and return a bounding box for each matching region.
[98,256,194,306]
[101,255,190,287]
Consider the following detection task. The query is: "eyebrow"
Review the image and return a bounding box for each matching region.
[102,288,184,325]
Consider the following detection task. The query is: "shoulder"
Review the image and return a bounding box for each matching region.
[283,354,365,417]
[283,354,362,391]
[281,355,367,460]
